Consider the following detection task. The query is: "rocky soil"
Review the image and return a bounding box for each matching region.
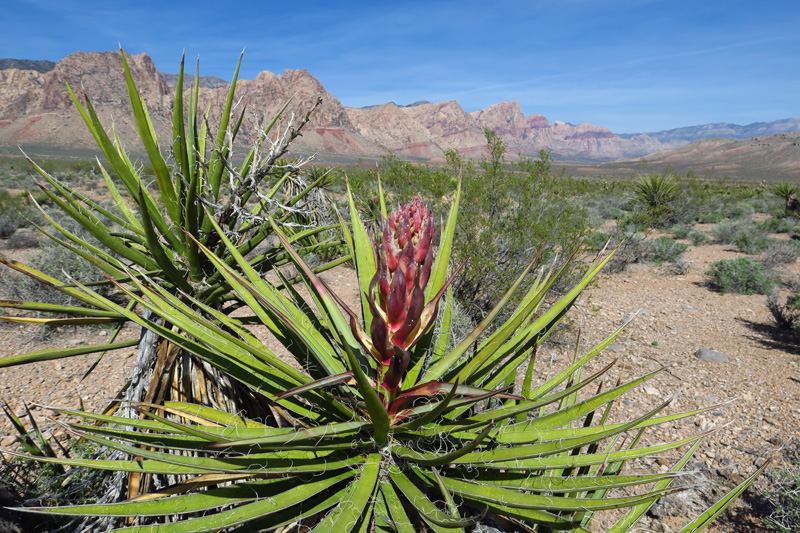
[0,232,798,531]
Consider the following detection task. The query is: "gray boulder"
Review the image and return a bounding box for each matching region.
[694,348,729,363]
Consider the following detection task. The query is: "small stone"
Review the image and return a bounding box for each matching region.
[644,386,661,396]
[0,435,19,447]
[694,348,729,363]
[607,343,626,352]
[742,393,754,401]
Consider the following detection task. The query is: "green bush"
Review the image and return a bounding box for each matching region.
[669,224,692,240]
[451,131,590,319]
[0,190,35,228]
[706,258,775,294]
[712,219,769,252]
[688,230,709,246]
[699,211,725,224]
[610,207,628,219]
[5,230,40,249]
[757,216,800,234]
[733,232,775,255]
[0,215,17,239]
[724,201,755,219]
[585,231,611,251]
[4,243,109,308]
[643,236,689,264]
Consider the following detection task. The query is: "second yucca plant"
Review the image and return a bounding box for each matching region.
[634,172,678,225]
[11,175,765,530]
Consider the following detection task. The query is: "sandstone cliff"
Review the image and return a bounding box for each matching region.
[0,50,681,162]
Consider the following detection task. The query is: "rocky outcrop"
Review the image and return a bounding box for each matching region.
[345,103,443,159]
[0,51,170,152]
[0,53,379,158]
[2,49,777,164]
[400,100,487,155]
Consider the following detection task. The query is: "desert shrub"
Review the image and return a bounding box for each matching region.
[0,437,105,531]
[768,291,800,331]
[706,258,775,295]
[4,242,109,307]
[616,209,652,234]
[0,190,35,228]
[688,230,709,246]
[642,236,689,264]
[745,195,779,215]
[582,188,635,224]
[585,231,611,251]
[661,257,690,275]
[761,241,800,267]
[733,232,775,255]
[609,207,628,219]
[724,201,756,219]
[757,216,800,234]
[669,224,692,240]
[699,211,725,224]
[451,132,590,319]
[5,230,40,249]
[604,227,648,273]
[0,215,17,239]
[712,218,763,246]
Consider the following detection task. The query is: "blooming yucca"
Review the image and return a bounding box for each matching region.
[353,199,440,398]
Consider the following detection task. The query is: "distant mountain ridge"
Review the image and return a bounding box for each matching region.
[1,50,798,171]
[0,58,56,73]
[618,119,800,143]
[161,72,230,89]
[602,132,800,180]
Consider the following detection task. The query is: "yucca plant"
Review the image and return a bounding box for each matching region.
[771,182,797,202]
[634,172,678,226]
[0,48,345,380]
[0,50,346,500]
[771,181,799,216]
[6,178,766,531]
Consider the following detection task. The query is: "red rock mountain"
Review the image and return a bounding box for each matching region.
[0,50,681,162]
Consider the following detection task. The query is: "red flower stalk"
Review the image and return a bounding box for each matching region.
[350,199,439,397]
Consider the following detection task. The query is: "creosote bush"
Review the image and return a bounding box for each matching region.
[707,257,775,295]
[451,130,590,320]
[760,241,800,268]
[687,230,709,246]
[642,236,689,264]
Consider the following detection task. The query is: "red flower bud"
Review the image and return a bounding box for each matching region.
[358,199,438,394]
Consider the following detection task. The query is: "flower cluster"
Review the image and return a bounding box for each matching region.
[351,199,439,397]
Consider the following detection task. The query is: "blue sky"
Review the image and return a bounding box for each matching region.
[3,0,798,132]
